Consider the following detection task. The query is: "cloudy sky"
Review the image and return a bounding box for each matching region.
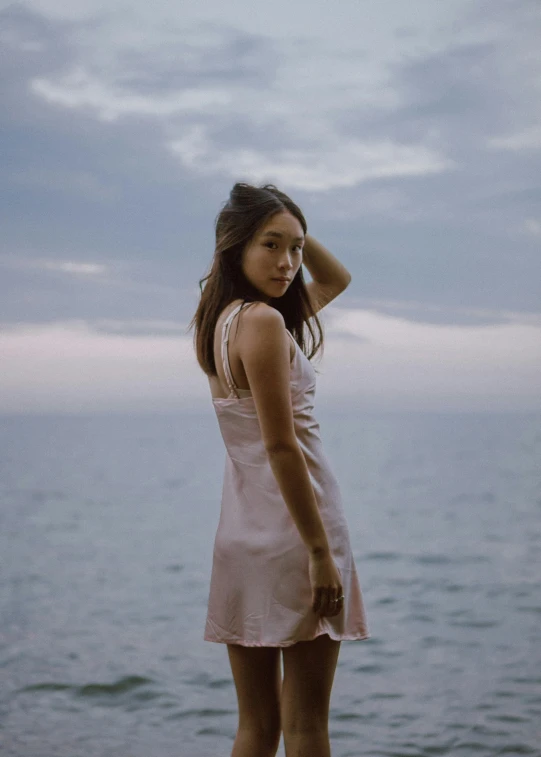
[1,0,540,414]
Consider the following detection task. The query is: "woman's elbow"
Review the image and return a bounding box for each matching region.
[264,438,299,457]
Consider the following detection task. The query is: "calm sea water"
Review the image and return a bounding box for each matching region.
[0,410,540,757]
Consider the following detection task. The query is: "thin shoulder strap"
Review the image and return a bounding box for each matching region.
[220,303,245,398]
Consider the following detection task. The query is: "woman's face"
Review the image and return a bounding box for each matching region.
[241,211,304,301]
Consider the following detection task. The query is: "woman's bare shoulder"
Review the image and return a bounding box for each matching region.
[239,301,285,332]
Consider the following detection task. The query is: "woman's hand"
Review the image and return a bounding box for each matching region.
[308,551,344,617]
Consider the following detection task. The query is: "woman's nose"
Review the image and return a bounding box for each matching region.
[279,251,293,269]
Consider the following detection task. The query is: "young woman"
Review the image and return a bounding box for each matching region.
[190,182,369,757]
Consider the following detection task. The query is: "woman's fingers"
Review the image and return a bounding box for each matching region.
[326,586,344,617]
[313,586,328,615]
[332,595,344,616]
[335,584,344,615]
[322,586,333,615]
[312,586,323,613]
[318,586,336,616]
[313,585,345,616]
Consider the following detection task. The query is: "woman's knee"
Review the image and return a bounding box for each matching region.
[281,703,328,737]
[234,689,282,752]
[238,707,281,739]
[236,716,282,754]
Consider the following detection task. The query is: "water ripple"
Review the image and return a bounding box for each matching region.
[16,675,157,703]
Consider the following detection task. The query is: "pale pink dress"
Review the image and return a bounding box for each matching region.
[205,302,370,646]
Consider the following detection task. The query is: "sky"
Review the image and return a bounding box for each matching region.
[1,0,540,414]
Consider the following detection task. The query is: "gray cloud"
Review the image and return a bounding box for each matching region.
[114,23,276,95]
[0,0,539,336]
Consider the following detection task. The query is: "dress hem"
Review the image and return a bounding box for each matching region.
[204,630,371,647]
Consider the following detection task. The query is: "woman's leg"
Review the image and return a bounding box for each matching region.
[281,633,341,757]
[227,644,282,757]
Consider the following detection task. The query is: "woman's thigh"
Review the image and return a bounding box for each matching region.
[227,644,282,730]
[281,633,341,730]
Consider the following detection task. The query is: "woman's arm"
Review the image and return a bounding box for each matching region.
[240,303,330,556]
[302,233,352,313]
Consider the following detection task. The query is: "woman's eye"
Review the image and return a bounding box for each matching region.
[264,242,302,252]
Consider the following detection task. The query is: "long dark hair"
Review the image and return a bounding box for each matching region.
[188,182,324,376]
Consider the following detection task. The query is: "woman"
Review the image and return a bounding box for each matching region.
[190,182,369,757]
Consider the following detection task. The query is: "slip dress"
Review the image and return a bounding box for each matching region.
[205,301,370,646]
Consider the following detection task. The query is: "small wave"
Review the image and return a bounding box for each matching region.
[166,707,234,722]
[366,551,400,561]
[76,675,154,697]
[414,554,454,565]
[352,663,384,674]
[16,675,159,704]
[17,683,72,693]
[449,619,498,628]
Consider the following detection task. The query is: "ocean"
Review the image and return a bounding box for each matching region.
[1,410,540,757]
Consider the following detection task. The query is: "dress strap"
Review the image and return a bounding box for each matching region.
[221,303,246,398]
